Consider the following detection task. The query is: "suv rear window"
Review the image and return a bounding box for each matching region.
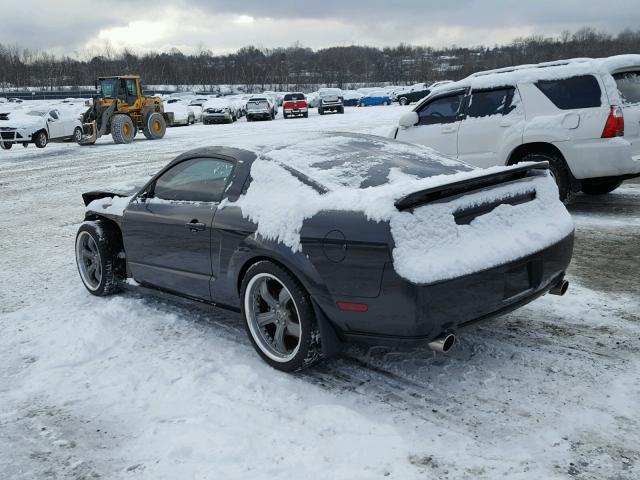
[535,75,601,110]
[614,71,640,104]
[284,93,305,101]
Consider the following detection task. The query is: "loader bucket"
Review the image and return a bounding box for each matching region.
[79,121,98,145]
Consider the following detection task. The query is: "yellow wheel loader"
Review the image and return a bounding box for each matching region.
[79,76,174,145]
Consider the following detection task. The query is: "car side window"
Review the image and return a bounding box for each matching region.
[417,93,464,125]
[153,158,234,203]
[535,75,601,109]
[49,110,59,120]
[467,88,515,118]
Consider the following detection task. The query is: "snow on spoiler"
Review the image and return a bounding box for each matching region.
[394,161,549,211]
[82,189,136,207]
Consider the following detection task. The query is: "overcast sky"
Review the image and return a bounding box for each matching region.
[2,1,639,57]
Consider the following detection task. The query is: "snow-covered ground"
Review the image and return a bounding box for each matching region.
[1,105,639,479]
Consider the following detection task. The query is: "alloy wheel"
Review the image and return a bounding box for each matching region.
[245,273,302,362]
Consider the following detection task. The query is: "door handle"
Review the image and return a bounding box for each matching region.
[185,219,206,232]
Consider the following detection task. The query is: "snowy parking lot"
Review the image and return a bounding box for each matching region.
[1,105,639,479]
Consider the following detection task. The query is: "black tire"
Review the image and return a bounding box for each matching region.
[143,112,166,140]
[303,112,308,118]
[240,261,322,372]
[399,97,409,106]
[73,127,82,143]
[283,113,289,119]
[318,108,324,115]
[0,141,12,150]
[518,152,573,203]
[34,130,48,148]
[111,114,135,144]
[338,106,345,114]
[246,116,253,122]
[75,220,125,296]
[581,178,623,195]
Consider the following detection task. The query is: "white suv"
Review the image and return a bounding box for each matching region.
[391,55,640,200]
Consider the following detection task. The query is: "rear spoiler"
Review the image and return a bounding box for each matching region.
[394,162,548,211]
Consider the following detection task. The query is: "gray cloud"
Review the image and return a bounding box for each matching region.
[0,0,638,55]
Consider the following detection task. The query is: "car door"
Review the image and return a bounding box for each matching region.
[46,109,65,139]
[122,157,235,300]
[395,91,466,157]
[457,86,523,167]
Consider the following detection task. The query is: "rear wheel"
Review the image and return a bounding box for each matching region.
[303,112,308,118]
[143,112,166,140]
[0,141,12,150]
[318,108,324,115]
[75,221,124,296]
[34,130,48,148]
[581,178,623,195]
[111,114,135,144]
[399,97,409,106]
[519,152,572,202]
[241,261,322,372]
[338,106,345,114]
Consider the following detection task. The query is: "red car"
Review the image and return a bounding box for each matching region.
[282,92,308,119]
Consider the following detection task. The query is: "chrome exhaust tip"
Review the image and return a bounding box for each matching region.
[428,333,456,353]
[549,279,569,296]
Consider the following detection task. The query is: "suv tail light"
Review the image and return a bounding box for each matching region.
[601,105,624,138]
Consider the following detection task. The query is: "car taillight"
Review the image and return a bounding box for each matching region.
[601,105,624,138]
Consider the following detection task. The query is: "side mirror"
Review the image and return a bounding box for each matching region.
[399,111,419,128]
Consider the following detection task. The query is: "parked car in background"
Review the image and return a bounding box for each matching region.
[0,108,83,150]
[395,83,431,105]
[306,92,320,108]
[164,98,196,126]
[188,97,211,121]
[75,133,573,372]
[358,90,392,107]
[392,55,640,201]
[317,88,344,115]
[203,98,235,124]
[282,93,308,118]
[342,90,364,106]
[246,96,275,121]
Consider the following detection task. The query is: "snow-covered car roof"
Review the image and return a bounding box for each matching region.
[203,98,231,108]
[438,54,640,92]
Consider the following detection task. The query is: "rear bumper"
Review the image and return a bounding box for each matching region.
[316,232,574,345]
[284,108,308,114]
[557,138,640,179]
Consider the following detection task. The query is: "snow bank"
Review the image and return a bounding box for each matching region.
[235,134,573,283]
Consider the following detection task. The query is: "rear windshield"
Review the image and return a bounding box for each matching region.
[535,75,602,110]
[284,93,305,101]
[614,71,640,104]
[281,137,471,189]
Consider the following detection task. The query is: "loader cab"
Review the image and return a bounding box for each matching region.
[98,77,140,106]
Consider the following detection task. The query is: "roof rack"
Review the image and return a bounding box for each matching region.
[470,58,593,78]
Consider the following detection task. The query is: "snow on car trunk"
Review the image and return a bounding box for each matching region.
[235,133,574,284]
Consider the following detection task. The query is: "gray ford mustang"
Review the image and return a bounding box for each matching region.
[75,133,574,372]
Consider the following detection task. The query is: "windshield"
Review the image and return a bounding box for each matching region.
[99,78,119,99]
[614,71,640,104]
[284,93,305,101]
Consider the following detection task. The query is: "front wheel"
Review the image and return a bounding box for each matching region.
[111,114,135,144]
[75,221,124,296]
[0,141,12,150]
[34,130,48,148]
[399,97,409,106]
[581,178,623,195]
[143,112,166,140]
[241,261,322,372]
